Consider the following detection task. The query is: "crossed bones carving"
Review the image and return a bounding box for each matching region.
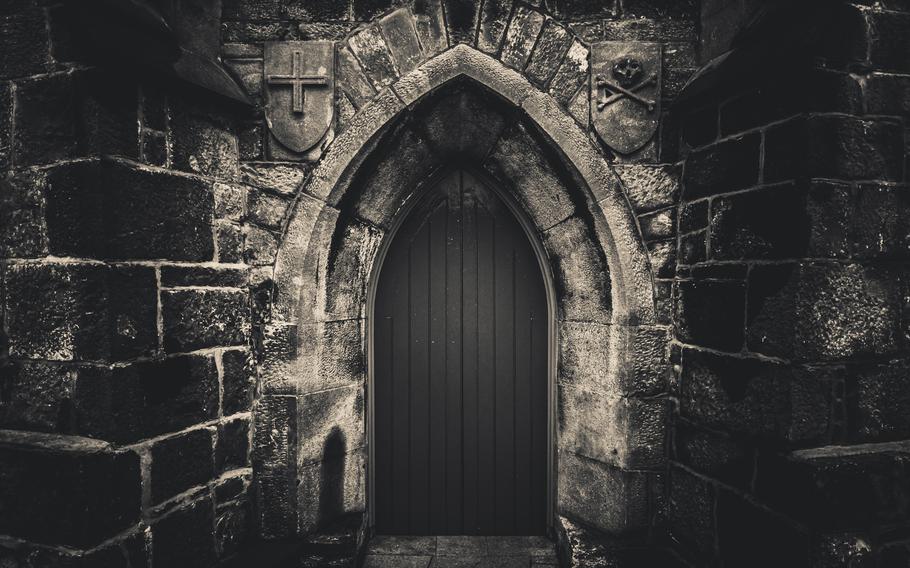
[595,72,657,113]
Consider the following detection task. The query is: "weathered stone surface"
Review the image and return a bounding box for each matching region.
[668,465,715,561]
[484,122,576,231]
[621,326,670,396]
[255,474,297,539]
[170,98,239,180]
[647,240,675,278]
[151,428,215,504]
[500,6,545,70]
[848,359,910,442]
[160,265,248,288]
[240,162,310,196]
[351,126,438,228]
[442,0,478,44]
[747,263,902,361]
[298,385,364,465]
[348,26,400,90]
[558,387,624,465]
[639,208,674,241]
[0,171,48,258]
[337,46,378,108]
[247,189,291,230]
[0,433,140,548]
[548,41,589,106]
[678,230,706,265]
[764,115,904,183]
[321,221,383,321]
[716,487,812,566]
[252,395,297,476]
[559,452,648,532]
[42,161,214,261]
[217,416,250,473]
[674,420,754,489]
[679,199,707,233]
[420,87,506,161]
[0,7,50,80]
[13,73,78,166]
[558,321,612,391]
[679,349,831,443]
[544,217,612,323]
[163,289,249,352]
[412,0,448,56]
[554,0,617,19]
[614,163,680,213]
[4,263,157,361]
[298,319,366,394]
[526,20,572,87]
[298,447,365,532]
[74,355,219,443]
[218,222,245,263]
[0,362,75,433]
[151,496,217,567]
[223,348,254,415]
[216,498,251,561]
[603,17,695,42]
[682,133,760,199]
[379,9,423,76]
[676,280,745,352]
[75,69,140,159]
[476,0,510,53]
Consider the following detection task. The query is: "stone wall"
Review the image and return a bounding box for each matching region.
[669,2,910,566]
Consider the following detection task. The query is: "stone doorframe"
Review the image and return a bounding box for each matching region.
[255,44,670,539]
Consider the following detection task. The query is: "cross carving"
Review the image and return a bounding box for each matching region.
[267,50,328,114]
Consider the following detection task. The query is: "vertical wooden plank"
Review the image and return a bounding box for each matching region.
[389,243,411,534]
[493,208,516,534]
[474,178,497,535]
[373,313,394,532]
[428,196,449,533]
[513,240,533,534]
[460,176,480,535]
[445,173,464,533]
[409,217,431,532]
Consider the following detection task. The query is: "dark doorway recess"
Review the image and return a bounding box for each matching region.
[372,169,549,536]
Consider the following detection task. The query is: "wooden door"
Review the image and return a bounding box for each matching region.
[373,170,549,536]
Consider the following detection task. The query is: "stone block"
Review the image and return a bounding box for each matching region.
[554,0,616,19]
[151,428,215,504]
[338,46,377,109]
[13,73,78,166]
[442,0,478,44]
[679,348,831,443]
[298,385,365,466]
[42,161,214,261]
[543,217,612,324]
[160,265,248,288]
[668,465,715,563]
[141,131,168,166]
[867,72,910,115]
[0,361,75,433]
[640,209,675,241]
[240,163,310,196]
[162,289,249,353]
[625,397,668,468]
[500,6,545,70]
[674,420,753,489]
[558,321,612,391]
[0,171,48,258]
[676,279,745,352]
[421,87,506,162]
[4,263,157,361]
[847,358,910,442]
[217,416,250,473]
[764,115,904,184]
[348,26,399,91]
[299,319,366,393]
[868,10,910,73]
[247,189,291,230]
[682,133,760,200]
[252,395,297,476]
[679,199,707,233]
[0,432,141,548]
[81,531,149,568]
[255,474,297,539]
[558,386,624,464]
[244,224,279,266]
[548,41,588,106]
[558,452,649,533]
[708,183,811,260]
[151,496,217,567]
[678,230,706,265]
[525,20,572,87]
[379,9,423,76]
[75,69,140,159]
[614,163,680,213]
[413,0,447,56]
[218,222,245,263]
[170,98,239,180]
[747,263,902,361]
[222,348,254,415]
[0,7,50,80]
[73,355,219,444]
[476,0,510,53]
[484,122,576,231]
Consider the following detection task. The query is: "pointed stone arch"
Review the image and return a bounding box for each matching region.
[255,44,669,539]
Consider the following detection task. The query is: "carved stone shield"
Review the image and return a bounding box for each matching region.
[264,41,334,153]
[591,42,661,155]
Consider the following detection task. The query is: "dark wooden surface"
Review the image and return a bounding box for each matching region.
[374,170,548,536]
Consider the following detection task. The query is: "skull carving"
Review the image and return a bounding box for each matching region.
[612,57,644,88]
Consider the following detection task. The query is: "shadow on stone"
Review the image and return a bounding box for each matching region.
[319,426,346,529]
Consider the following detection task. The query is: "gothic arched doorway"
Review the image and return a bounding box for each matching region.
[370,169,553,536]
